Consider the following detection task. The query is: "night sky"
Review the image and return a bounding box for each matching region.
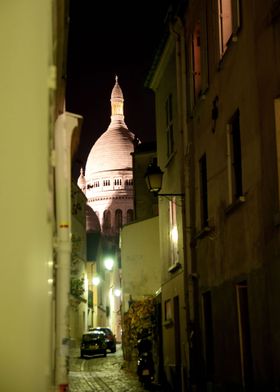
[66,0,170,180]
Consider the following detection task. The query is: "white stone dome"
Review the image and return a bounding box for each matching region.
[85,126,135,176]
[84,76,135,236]
[85,76,135,178]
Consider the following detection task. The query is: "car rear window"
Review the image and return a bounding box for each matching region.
[82,333,99,341]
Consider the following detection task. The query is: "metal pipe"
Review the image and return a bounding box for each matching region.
[54,111,83,390]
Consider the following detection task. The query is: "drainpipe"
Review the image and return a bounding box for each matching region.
[170,17,192,390]
[176,16,203,392]
[171,15,201,391]
[54,111,83,391]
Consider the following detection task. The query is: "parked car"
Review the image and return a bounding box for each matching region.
[80,330,107,358]
[89,327,117,353]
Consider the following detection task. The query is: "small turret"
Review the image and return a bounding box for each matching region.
[77,168,86,194]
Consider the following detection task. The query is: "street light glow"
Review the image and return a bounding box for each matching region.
[104,257,114,271]
[114,288,121,297]
[92,276,101,286]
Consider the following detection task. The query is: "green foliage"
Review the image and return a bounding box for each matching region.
[70,277,85,299]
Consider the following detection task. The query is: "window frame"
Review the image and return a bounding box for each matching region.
[169,197,179,267]
[226,108,243,205]
[165,94,174,158]
[218,0,241,58]
[199,153,209,228]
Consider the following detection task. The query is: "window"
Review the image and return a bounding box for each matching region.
[164,299,172,321]
[125,178,133,187]
[199,154,208,227]
[114,178,122,186]
[218,0,241,57]
[165,94,174,158]
[227,109,243,204]
[127,209,133,223]
[192,20,202,100]
[188,6,209,113]
[115,209,122,231]
[103,179,110,187]
[169,197,178,266]
[274,98,280,207]
[103,209,111,230]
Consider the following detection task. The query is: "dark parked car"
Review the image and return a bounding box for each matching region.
[89,327,117,353]
[80,330,107,358]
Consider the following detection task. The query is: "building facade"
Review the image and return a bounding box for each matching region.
[0,1,78,391]
[146,0,280,390]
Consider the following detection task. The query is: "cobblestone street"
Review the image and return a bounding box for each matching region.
[69,344,161,392]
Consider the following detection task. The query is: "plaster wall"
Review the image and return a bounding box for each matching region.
[186,0,280,389]
[121,216,161,312]
[0,1,59,390]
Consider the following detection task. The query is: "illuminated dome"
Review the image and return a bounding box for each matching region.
[85,76,135,177]
[85,126,134,176]
[80,76,135,236]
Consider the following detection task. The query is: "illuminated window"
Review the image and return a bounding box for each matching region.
[169,197,178,266]
[192,20,202,100]
[188,6,209,113]
[227,109,243,204]
[218,0,241,57]
[165,94,174,158]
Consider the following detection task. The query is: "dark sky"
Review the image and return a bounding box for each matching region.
[65,0,170,180]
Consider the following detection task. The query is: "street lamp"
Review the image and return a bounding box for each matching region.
[114,288,122,297]
[104,257,114,271]
[144,158,184,197]
[92,276,101,286]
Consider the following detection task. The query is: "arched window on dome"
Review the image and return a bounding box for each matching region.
[103,179,111,187]
[127,209,134,223]
[125,178,133,188]
[115,209,122,231]
[114,178,122,189]
[103,209,111,230]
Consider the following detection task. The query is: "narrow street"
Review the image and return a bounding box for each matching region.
[69,344,160,392]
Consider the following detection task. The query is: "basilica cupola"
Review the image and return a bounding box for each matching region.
[80,76,136,236]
